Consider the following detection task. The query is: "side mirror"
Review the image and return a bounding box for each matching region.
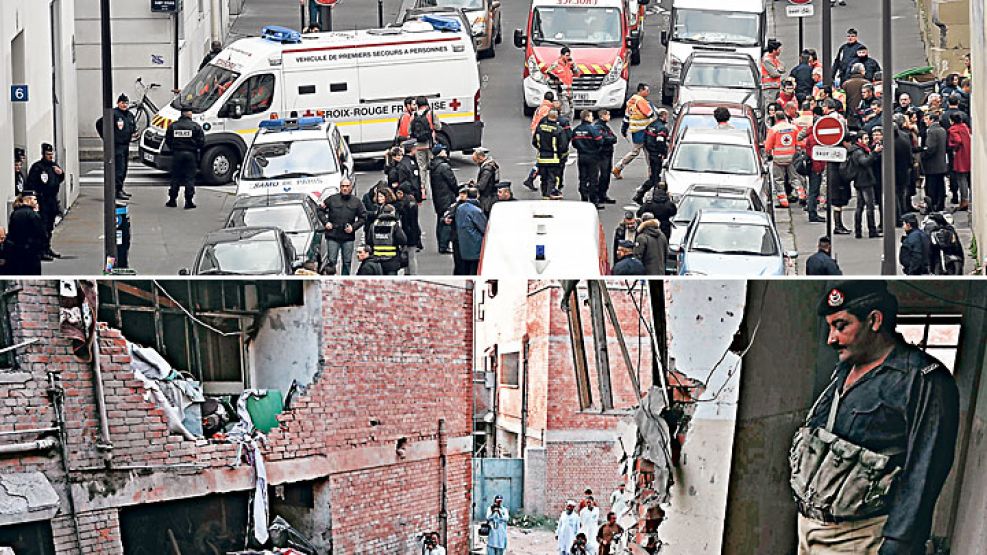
[638,0,649,4]
[660,30,668,46]
[223,98,245,119]
[178,268,191,276]
[513,29,526,48]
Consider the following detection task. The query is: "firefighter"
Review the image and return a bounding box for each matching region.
[164,105,205,209]
[764,111,804,208]
[523,91,557,192]
[532,110,568,199]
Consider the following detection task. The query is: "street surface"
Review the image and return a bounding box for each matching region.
[48,0,971,275]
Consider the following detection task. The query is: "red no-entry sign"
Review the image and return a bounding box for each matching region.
[789,0,812,4]
[813,115,846,147]
[314,0,338,5]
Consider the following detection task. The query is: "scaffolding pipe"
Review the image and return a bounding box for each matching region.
[438,418,449,548]
[92,325,115,461]
[0,437,57,455]
[49,372,84,552]
[0,427,59,436]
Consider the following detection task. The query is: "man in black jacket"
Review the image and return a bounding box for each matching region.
[472,147,501,214]
[3,192,47,276]
[892,117,916,226]
[397,140,423,202]
[199,41,223,70]
[790,51,814,103]
[429,144,459,254]
[899,213,931,275]
[594,110,618,204]
[95,94,136,200]
[571,110,604,208]
[832,28,864,83]
[636,187,676,241]
[843,135,881,239]
[355,244,384,275]
[24,143,64,260]
[805,236,843,275]
[164,105,205,209]
[320,178,367,276]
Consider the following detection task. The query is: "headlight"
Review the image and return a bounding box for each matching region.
[527,55,548,84]
[667,55,682,78]
[471,18,486,37]
[602,57,625,86]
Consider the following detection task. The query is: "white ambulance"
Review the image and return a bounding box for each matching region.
[139,23,483,185]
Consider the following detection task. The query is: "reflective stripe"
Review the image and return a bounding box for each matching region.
[374,245,398,257]
[626,95,654,133]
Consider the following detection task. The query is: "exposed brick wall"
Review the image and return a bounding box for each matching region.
[51,510,123,555]
[544,441,623,518]
[0,280,474,555]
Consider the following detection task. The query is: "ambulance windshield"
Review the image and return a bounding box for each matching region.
[172,65,241,114]
[672,10,760,47]
[242,140,340,180]
[531,7,622,47]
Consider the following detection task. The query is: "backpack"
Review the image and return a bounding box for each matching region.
[793,151,811,177]
[411,109,433,144]
[838,151,858,182]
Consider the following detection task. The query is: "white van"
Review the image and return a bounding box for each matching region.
[659,0,766,105]
[479,201,610,277]
[139,23,483,184]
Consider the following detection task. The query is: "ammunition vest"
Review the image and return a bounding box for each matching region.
[789,380,903,523]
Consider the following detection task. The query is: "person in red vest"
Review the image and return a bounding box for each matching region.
[394,97,417,145]
[546,47,580,121]
[761,40,785,105]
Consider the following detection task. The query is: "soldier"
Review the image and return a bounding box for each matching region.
[164,105,205,209]
[96,93,136,200]
[25,143,64,260]
[790,281,959,555]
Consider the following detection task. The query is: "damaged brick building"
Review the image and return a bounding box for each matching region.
[0,280,474,555]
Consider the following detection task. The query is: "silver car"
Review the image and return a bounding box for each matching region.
[675,51,763,117]
[662,128,771,209]
[676,210,796,276]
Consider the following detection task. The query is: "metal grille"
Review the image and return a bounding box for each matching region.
[142,129,164,150]
[573,75,605,92]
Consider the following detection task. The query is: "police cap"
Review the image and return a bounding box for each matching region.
[41,143,54,153]
[495,182,511,191]
[617,240,635,250]
[19,190,37,198]
[816,281,898,318]
[117,93,129,104]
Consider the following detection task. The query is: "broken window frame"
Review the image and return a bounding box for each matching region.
[896,313,963,373]
[499,350,521,387]
[0,281,18,369]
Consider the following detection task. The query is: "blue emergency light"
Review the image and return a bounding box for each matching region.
[261,26,302,44]
[535,244,546,261]
[259,117,325,132]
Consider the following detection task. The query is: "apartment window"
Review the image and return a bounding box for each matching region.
[500,351,520,387]
[897,314,962,373]
[98,281,303,394]
[0,281,18,369]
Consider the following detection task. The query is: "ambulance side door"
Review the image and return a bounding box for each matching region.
[284,68,362,147]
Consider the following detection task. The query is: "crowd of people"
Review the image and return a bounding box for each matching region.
[757,29,973,275]
[0,144,66,275]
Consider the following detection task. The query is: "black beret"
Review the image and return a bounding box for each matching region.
[617,240,635,249]
[817,281,898,317]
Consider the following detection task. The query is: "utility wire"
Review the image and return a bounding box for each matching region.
[152,280,246,337]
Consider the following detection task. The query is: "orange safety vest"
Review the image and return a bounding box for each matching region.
[530,100,554,135]
[761,53,783,89]
[765,122,799,162]
[626,95,655,133]
[547,57,577,88]
[395,110,414,140]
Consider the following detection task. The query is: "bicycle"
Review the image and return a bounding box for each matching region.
[129,77,162,143]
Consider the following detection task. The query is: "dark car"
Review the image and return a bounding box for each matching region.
[225,193,323,268]
[187,227,297,276]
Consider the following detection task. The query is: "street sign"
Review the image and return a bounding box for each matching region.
[786,4,814,17]
[812,146,848,163]
[151,0,179,12]
[813,115,846,147]
[10,85,28,103]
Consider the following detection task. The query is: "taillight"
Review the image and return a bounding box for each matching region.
[474,89,481,122]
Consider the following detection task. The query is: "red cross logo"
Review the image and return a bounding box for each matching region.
[450,98,462,111]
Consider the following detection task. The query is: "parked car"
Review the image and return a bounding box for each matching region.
[666,183,767,272]
[676,210,795,276]
[669,101,761,149]
[185,227,297,276]
[225,193,324,268]
[662,128,770,207]
[397,0,501,58]
[675,52,762,118]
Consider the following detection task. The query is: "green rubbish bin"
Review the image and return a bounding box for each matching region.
[245,390,284,433]
[893,66,936,80]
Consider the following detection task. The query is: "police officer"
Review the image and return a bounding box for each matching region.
[791,281,958,555]
[633,109,670,204]
[3,191,47,275]
[25,143,64,260]
[366,204,407,275]
[96,94,136,200]
[164,105,205,209]
[533,110,567,199]
[594,109,618,204]
[571,110,604,208]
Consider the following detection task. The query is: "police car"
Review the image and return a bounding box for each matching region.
[235,117,355,200]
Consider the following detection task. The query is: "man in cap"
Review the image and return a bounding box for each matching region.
[792,281,958,554]
[485,494,509,555]
[164,104,205,209]
[805,236,843,276]
[96,93,137,200]
[454,187,486,275]
[398,139,423,203]
[556,500,582,555]
[25,143,64,260]
[429,143,459,254]
[3,191,47,275]
[444,186,471,274]
[899,213,931,275]
[495,182,515,203]
[471,147,500,215]
[611,240,645,275]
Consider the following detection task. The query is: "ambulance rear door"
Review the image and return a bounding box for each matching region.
[283,64,362,148]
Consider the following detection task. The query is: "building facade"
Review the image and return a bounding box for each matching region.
[0,279,473,555]
[0,1,80,226]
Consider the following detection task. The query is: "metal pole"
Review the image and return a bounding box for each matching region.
[320,6,332,32]
[822,0,834,243]
[798,17,804,56]
[880,0,897,275]
[100,0,116,271]
[301,2,306,28]
[378,0,385,27]
[173,12,180,91]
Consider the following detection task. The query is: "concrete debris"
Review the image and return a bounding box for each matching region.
[0,472,60,527]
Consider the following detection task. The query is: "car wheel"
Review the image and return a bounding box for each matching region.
[523,99,535,117]
[661,85,674,108]
[200,145,239,185]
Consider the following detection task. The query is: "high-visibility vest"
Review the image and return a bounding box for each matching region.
[395,111,414,140]
[534,121,563,164]
[765,122,799,162]
[626,95,654,134]
[547,57,576,88]
[372,219,399,259]
[530,100,553,135]
[761,53,783,89]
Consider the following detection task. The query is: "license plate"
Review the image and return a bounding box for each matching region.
[573,93,591,102]
[143,152,155,162]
